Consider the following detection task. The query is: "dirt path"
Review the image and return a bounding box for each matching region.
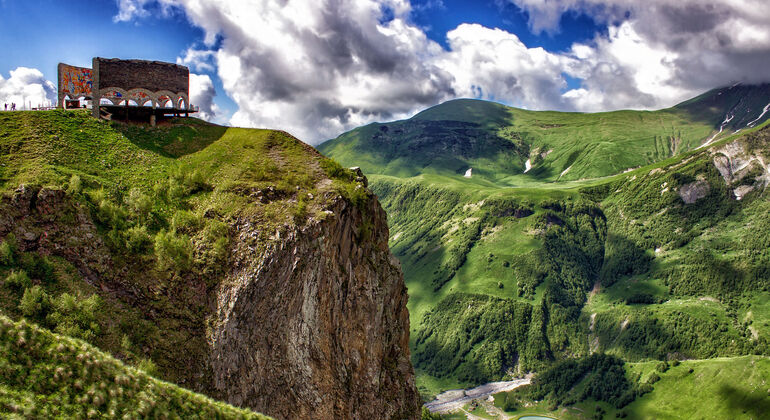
[424,377,532,414]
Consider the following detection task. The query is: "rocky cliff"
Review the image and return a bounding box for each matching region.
[212,189,419,419]
[0,112,420,419]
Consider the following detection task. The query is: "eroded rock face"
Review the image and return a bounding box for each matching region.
[0,184,420,419]
[679,180,710,204]
[211,194,420,420]
[0,185,112,285]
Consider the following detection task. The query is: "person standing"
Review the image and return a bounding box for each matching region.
[3,103,6,111]
[11,103,15,111]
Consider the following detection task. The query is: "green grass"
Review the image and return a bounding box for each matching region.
[0,314,268,419]
[319,98,719,187]
[624,356,770,419]
[321,88,770,407]
[0,110,369,408]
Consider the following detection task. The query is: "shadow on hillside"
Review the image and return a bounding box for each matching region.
[718,384,770,418]
[113,118,228,158]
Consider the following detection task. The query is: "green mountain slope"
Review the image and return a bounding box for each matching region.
[0,314,267,419]
[319,84,770,186]
[0,110,398,417]
[319,85,770,416]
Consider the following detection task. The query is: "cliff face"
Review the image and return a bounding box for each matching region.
[0,113,420,419]
[211,191,420,419]
[0,184,419,420]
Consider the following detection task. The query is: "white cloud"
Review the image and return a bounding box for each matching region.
[113,0,153,22]
[177,47,216,72]
[115,0,770,143]
[189,73,221,122]
[0,67,56,110]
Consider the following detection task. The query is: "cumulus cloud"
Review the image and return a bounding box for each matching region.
[0,67,56,110]
[189,73,220,121]
[509,0,770,106]
[116,0,770,143]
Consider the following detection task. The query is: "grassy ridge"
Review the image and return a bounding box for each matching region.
[0,314,267,419]
[0,110,368,410]
[319,98,717,187]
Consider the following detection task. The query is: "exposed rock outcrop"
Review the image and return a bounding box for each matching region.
[0,184,420,420]
[211,192,419,419]
[678,179,710,204]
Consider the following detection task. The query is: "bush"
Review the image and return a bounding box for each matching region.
[67,174,82,195]
[154,230,193,272]
[4,270,31,292]
[19,286,52,322]
[125,225,153,253]
[19,253,56,283]
[125,188,153,220]
[0,234,17,265]
[47,293,102,342]
[647,372,661,383]
[171,210,202,233]
[656,361,670,373]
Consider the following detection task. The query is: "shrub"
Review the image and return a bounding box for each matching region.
[19,253,56,283]
[0,234,17,265]
[67,174,82,195]
[647,372,661,383]
[48,293,102,342]
[4,270,31,292]
[171,210,202,233]
[154,230,193,272]
[125,188,153,220]
[125,225,153,253]
[656,361,670,373]
[19,286,52,322]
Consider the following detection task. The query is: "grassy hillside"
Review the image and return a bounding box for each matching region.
[0,314,267,419]
[320,100,716,186]
[485,355,770,420]
[320,86,770,415]
[0,110,368,412]
[320,84,770,186]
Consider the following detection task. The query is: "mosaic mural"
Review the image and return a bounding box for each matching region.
[58,64,93,98]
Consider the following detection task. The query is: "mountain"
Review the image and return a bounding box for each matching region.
[0,110,420,419]
[319,84,770,418]
[319,84,770,185]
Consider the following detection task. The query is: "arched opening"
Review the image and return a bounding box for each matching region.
[178,99,186,110]
[100,98,113,105]
[158,96,174,108]
[127,99,138,106]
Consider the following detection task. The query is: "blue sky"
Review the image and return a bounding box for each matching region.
[1,1,769,143]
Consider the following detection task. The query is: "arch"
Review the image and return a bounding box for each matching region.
[127,88,156,108]
[99,87,129,106]
[177,92,189,110]
[62,94,88,109]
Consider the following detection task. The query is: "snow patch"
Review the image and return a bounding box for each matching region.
[523,158,532,173]
[700,112,735,148]
[747,102,770,127]
[464,168,472,178]
[558,164,573,179]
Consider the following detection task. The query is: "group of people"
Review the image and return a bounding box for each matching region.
[3,103,16,111]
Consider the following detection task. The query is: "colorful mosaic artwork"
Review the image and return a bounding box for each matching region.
[130,91,151,103]
[59,64,93,98]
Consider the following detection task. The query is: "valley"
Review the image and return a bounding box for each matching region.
[320,83,770,418]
